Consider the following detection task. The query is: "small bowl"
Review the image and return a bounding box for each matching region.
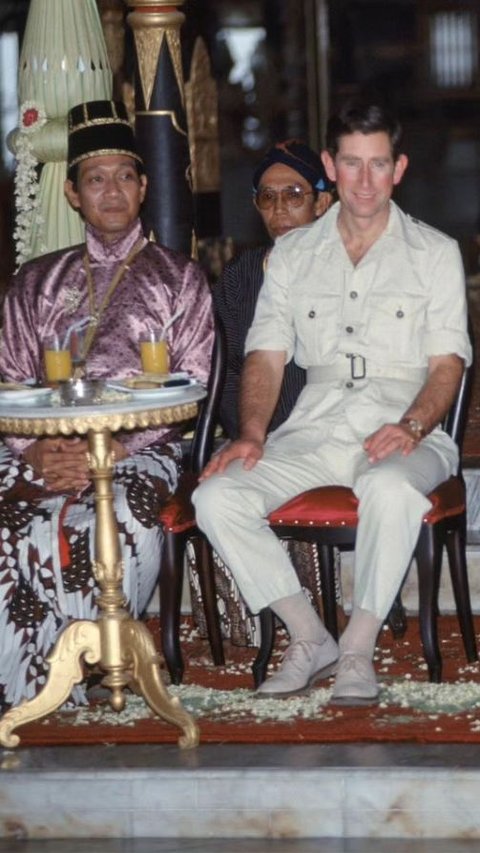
[57,378,106,407]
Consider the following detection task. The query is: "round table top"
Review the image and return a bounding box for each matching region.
[0,383,206,436]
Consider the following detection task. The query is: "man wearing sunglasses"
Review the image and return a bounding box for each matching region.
[192,141,336,649]
[215,139,334,440]
[194,99,471,706]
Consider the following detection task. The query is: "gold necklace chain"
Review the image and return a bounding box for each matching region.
[82,238,145,361]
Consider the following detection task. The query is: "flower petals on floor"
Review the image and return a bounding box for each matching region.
[8,615,480,746]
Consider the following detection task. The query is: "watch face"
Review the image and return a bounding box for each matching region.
[410,419,424,438]
[401,417,424,439]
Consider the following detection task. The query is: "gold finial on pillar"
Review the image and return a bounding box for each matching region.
[126,0,186,112]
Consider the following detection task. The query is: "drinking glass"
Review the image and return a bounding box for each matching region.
[43,334,73,383]
[69,328,87,376]
[139,329,169,374]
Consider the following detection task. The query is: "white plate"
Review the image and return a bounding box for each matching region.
[109,372,189,388]
[0,386,53,405]
[107,376,200,401]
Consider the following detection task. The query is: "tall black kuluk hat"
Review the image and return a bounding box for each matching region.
[67,100,143,177]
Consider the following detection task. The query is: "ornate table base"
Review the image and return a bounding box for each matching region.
[0,426,199,749]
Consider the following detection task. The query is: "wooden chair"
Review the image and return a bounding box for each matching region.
[157,319,226,684]
[253,362,478,688]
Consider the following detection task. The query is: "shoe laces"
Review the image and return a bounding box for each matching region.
[280,640,315,673]
[338,653,371,677]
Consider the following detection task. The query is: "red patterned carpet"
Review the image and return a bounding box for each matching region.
[7,615,480,748]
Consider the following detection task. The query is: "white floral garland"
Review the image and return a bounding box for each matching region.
[13,101,47,269]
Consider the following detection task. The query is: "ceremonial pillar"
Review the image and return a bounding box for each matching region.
[125,0,193,255]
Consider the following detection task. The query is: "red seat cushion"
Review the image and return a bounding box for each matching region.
[159,474,465,535]
[423,476,465,523]
[269,486,359,527]
[268,477,465,529]
[158,471,198,533]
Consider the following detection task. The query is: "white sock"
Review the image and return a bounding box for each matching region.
[271,591,330,645]
[339,606,383,660]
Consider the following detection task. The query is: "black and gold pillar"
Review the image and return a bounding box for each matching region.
[125,0,193,254]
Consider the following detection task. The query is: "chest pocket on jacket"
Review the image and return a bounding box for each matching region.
[294,293,342,362]
[367,291,426,360]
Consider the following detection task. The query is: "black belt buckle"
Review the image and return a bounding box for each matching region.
[346,353,366,380]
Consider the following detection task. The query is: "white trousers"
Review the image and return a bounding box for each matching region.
[193,424,457,620]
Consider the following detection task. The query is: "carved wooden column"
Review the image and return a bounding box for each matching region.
[97,0,127,101]
[125,0,193,255]
[304,0,330,150]
[185,37,221,240]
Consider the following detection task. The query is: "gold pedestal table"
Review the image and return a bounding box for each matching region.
[0,384,206,749]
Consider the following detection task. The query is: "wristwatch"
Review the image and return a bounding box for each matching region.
[400,417,426,441]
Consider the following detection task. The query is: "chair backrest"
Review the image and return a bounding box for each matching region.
[443,363,472,450]
[443,322,474,454]
[190,314,227,475]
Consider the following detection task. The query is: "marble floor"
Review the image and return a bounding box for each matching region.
[1,840,480,852]
[3,743,480,845]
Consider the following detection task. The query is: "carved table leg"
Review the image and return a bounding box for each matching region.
[121,619,199,749]
[0,426,198,749]
[0,620,100,748]
[87,427,198,745]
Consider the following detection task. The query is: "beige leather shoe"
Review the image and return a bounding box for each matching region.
[256,636,339,699]
[330,652,379,706]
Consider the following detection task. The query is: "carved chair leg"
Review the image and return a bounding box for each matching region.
[416,525,443,683]
[252,607,276,689]
[318,544,339,640]
[445,524,478,663]
[195,536,225,666]
[159,530,187,685]
[385,593,408,639]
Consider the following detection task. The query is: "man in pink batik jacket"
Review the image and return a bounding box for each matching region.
[0,100,213,711]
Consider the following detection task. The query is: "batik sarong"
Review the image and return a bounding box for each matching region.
[0,440,181,710]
